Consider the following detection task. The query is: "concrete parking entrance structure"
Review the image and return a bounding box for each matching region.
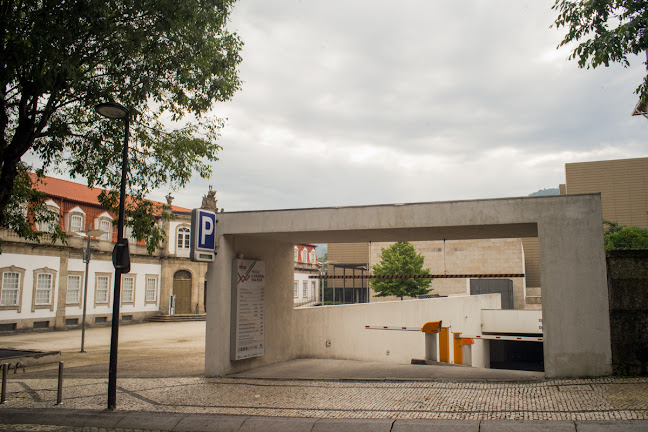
[205,194,612,378]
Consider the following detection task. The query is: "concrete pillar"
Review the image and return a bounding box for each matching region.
[538,196,611,377]
[425,333,438,361]
[205,236,294,376]
[55,251,69,329]
[462,344,472,366]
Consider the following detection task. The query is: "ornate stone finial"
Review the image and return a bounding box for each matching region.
[201,186,218,211]
[165,193,174,205]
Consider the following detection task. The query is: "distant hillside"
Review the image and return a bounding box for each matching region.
[529,188,559,197]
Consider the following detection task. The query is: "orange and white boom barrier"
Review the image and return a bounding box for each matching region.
[458,334,544,342]
[365,321,443,362]
[311,274,524,279]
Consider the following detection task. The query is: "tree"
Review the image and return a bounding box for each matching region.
[0,0,243,251]
[604,221,648,250]
[552,1,648,100]
[370,241,433,300]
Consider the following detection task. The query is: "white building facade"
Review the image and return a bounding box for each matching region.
[0,176,212,332]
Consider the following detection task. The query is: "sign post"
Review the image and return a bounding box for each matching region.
[190,209,217,262]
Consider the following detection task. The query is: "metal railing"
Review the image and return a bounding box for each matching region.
[1,361,64,405]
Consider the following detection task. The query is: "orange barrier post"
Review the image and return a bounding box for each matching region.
[422,321,442,362]
[453,332,463,364]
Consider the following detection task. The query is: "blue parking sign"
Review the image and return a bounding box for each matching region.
[190,209,217,262]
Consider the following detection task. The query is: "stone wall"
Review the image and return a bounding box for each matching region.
[606,250,648,375]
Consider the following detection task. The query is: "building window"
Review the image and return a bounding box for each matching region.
[35,273,52,305]
[177,227,190,250]
[309,250,317,264]
[125,226,138,245]
[95,275,110,304]
[293,281,298,298]
[38,200,60,233]
[145,276,157,303]
[70,214,84,233]
[122,276,135,304]
[1,272,20,306]
[311,281,316,299]
[67,275,81,304]
[303,280,308,297]
[32,267,58,311]
[294,247,299,262]
[39,218,53,233]
[99,219,113,241]
[301,249,307,263]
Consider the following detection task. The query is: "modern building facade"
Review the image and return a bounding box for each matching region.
[327,239,533,310]
[561,157,648,229]
[0,176,211,331]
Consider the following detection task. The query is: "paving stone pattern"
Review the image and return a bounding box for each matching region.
[2,376,647,421]
[0,427,169,432]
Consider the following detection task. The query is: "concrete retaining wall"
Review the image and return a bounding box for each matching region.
[293,294,501,367]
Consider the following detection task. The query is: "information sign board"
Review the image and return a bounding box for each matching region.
[231,259,265,360]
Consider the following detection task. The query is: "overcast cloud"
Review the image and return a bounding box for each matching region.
[149,0,647,211]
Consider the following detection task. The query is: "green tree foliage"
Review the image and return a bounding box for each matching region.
[552,1,648,100]
[604,221,648,250]
[0,0,243,251]
[370,241,433,300]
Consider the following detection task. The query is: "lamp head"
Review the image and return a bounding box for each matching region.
[95,102,129,119]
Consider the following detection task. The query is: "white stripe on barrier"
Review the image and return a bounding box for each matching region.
[310,274,525,279]
[460,334,544,342]
[364,325,421,331]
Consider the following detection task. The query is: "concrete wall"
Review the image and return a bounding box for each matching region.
[481,309,543,334]
[292,294,501,367]
[205,194,611,378]
[205,236,295,376]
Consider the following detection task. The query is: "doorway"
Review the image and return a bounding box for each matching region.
[173,270,192,314]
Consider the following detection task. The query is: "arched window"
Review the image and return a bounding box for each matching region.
[177,227,190,250]
[294,246,299,262]
[174,270,192,280]
[301,249,307,263]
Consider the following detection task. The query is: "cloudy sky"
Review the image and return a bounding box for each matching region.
[151,0,647,211]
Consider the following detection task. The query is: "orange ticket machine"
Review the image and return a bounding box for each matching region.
[453,332,475,365]
[421,321,442,362]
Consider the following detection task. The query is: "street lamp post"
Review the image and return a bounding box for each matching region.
[80,224,106,353]
[95,101,130,410]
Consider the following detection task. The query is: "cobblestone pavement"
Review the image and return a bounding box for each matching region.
[0,427,167,432]
[2,376,647,421]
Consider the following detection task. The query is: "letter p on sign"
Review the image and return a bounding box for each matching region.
[201,217,213,246]
[190,209,217,262]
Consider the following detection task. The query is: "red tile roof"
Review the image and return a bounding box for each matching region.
[29,173,191,213]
